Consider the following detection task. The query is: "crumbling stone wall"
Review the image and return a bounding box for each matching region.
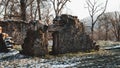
[0,20,48,56]
[21,28,48,56]
[0,20,43,45]
[0,20,28,44]
[0,14,98,56]
[49,14,94,54]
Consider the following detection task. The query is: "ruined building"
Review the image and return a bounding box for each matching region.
[21,20,48,56]
[49,14,94,54]
[0,14,97,56]
[0,20,28,44]
[0,20,49,56]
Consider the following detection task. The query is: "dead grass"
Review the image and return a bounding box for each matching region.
[13,45,22,51]
[64,49,112,57]
[96,40,120,46]
[42,49,112,59]
[12,40,117,59]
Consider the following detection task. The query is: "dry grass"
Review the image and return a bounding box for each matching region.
[96,40,120,46]
[65,49,111,57]
[43,49,112,59]
[12,40,118,59]
[13,45,22,51]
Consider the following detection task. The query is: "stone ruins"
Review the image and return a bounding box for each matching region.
[49,14,94,54]
[0,14,99,56]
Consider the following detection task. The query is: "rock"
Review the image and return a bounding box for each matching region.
[0,33,9,52]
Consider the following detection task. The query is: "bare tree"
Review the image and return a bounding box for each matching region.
[86,0,108,39]
[3,0,10,19]
[50,0,70,16]
[30,0,34,20]
[20,0,27,21]
[0,0,20,20]
[41,2,53,25]
[98,13,111,40]
[0,0,51,21]
[36,0,49,20]
[110,12,120,41]
[36,0,41,20]
[20,0,36,21]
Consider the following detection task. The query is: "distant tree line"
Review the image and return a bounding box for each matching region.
[85,0,120,41]
[0,0,119,41]
[94,12,120,41]
[0,0,70,24]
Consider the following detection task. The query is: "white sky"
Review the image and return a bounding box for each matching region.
[63,0,120,19]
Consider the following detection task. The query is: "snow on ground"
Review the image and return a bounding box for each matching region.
[0,49,81,68]
[0,44,120,68]
[101,44,120,50]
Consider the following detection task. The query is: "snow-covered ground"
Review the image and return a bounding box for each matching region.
[0,49,81,68]
[0,44,120,68]
[103,44,120,50]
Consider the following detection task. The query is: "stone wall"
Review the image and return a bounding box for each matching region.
[0,14,98,56]
[0,20,44,45]
[49,14,94,54]
[21,28,48,56]
[0,20,49,56]
[0,20,28,44]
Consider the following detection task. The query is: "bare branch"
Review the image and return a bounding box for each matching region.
[26,0,34,6]
[86,0,108,39]
[94,0,108,24]
[50,0,70,16]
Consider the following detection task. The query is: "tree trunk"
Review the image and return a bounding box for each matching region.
[117,28,120,41]
[105,26,108,41]
[91,23,94,40]
[4,7,7,20]
[37,0,41,20]
[30,1,33,20]
[20,0,26,21]
[4,0,10,20]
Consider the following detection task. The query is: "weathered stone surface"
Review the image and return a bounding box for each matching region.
[0,15,98,56]
[49,14,95,54]
[0,20,44,45]
[0,20,28,44]
[0,20,49,56]
[21,25,48,56]
[0,33,9,52]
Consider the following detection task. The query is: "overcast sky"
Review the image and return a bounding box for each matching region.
[63,0,120,19]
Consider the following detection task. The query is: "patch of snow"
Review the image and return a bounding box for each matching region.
[48,40,53,46]
[3,19,13,22]
[51,62,80,68]
[104,44,120,50]
[0,49,25,60]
